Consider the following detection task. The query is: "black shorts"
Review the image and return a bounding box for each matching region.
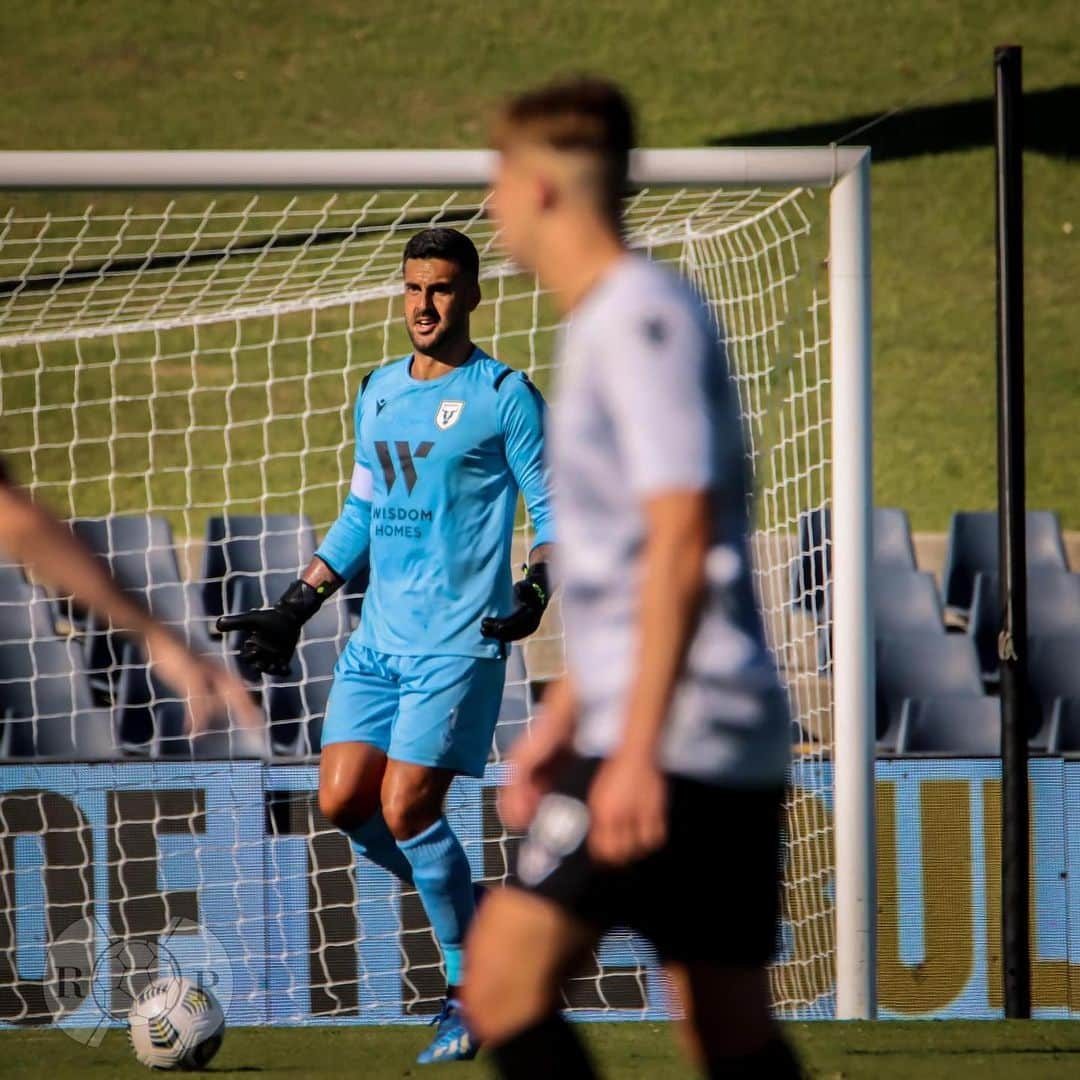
[510,755,784,967]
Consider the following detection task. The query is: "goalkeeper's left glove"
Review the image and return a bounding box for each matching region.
[480,562,551,643]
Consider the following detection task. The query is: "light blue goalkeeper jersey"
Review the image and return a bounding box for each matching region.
[316,347,554,660]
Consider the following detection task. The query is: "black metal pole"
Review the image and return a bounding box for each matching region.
[995,43,1030,1020]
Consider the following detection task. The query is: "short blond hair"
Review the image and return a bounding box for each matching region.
[493,78,635,222]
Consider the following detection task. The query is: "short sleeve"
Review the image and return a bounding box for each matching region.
[599,302,737,497]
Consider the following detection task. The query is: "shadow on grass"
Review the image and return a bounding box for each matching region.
[848,1046,1080,1057]
[710,84,1080,162]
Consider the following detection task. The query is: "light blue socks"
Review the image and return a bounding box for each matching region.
[346,811,415,885]
[397,817,476,987]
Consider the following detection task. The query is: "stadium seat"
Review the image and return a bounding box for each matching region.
[0,562,28,593]
[793,508,919,621]
[968,571,1080,682]
[874,568,944,638]
[72,515,211,686]
[967,573,1000,682]
[65,515,185,625]
[942,511,1068,616]
[873,507,917,571]
[0,638,115,759]
[875,634,983,746]
[790,507,830,622]
[1047,698,1080,755]
[1028,569,1080,634]
[72,515,183,599]
[1027,635,1080,738]
[201,514,317,625]
[0,573,58,641]
[896,697,1000,756]
[794,507,923,668]
[114,651,266,760]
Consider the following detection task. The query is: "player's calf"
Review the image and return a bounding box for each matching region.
[490,1013,597,1080]
[464,888,593,1044]
[667,962,802,1079]
[466,889,598,1078]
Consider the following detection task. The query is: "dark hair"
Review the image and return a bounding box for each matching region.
[492,77,635,221]
[402,227,480,281]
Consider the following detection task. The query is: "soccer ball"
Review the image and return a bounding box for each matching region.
[127,976,225,1071]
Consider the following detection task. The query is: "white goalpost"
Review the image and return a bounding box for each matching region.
[0,148,874,1027]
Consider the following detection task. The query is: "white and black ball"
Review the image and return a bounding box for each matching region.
[127,976,225,1071]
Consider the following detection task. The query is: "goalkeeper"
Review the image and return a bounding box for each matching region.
[219,227,553,1065]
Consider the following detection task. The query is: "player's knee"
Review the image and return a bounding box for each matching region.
[381,789,439,841]
[318,783,377,833]
[463,899,558,1043]
[465,963,549,1045]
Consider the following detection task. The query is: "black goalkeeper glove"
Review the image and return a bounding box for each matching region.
[481,562,551,643]
[216,580,324,676]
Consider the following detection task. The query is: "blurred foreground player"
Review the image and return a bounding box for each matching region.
[465,81,798,1078]
[220,228,553,1064]
[0,459,258,734]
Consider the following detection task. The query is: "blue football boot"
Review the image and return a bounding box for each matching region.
[416,998,480,1064]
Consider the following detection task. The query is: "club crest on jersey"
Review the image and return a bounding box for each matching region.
[436,400,465,430]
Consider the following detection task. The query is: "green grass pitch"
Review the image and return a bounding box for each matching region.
[5,1021,1080,1078]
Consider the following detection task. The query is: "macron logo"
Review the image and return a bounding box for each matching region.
[376,399,387,415]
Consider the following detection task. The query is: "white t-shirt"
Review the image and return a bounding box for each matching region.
[550,254,790,787]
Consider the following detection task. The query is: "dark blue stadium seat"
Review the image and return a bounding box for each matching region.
[794,507,922,669]
[72,515,183,600]
[968,571,1080,682]
[0,571,58,640]
[874,569,944,638]
[873,508,917,571]
[114,648,265,760]
[1028,635,1080,737]
[1027,570,1080,634]
[65,516,184,627]
[72,516,209,690]
[1047,698,1080,755]
[875,634,983,747]
[201,514,317,625]
[0,562,28,593]
[793,507,920,623]
[0,638,115,758]
[896,697,1000,756]
[942,511,1067,615]
[790,507,831,621]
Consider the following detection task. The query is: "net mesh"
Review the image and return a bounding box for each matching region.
[0,181,836,1027]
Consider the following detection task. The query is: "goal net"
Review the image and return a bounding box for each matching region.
[0,150,871,1030]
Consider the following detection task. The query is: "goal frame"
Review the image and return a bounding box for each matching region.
[0,146,875,1020]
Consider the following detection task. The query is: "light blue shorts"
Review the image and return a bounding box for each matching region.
[320,639,507,777]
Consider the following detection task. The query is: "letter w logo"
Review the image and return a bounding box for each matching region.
[374,440,433,495]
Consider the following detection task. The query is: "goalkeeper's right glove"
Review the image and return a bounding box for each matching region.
[216,580,324,676]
